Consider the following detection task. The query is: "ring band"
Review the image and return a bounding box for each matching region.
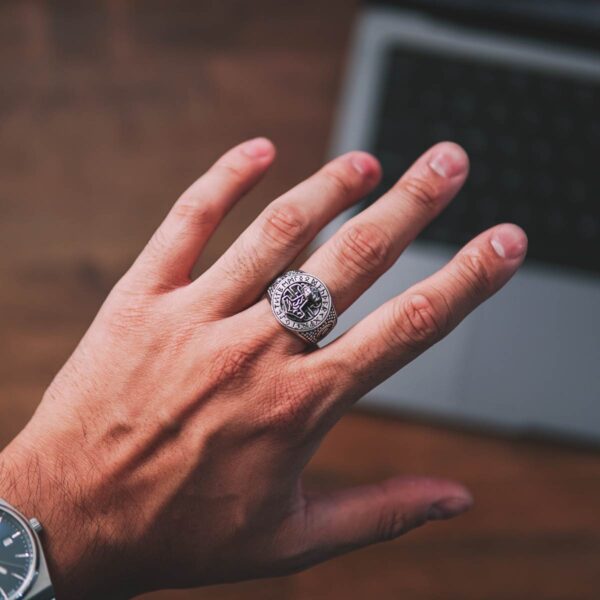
[267,270,338,344]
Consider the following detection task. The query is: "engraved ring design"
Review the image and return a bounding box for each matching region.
[267,270,338,345]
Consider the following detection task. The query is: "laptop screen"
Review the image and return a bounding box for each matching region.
[373,0,600,33]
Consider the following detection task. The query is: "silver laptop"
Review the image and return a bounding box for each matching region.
[321,0,600,442]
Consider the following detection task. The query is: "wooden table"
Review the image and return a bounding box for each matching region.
[1,2,599,599]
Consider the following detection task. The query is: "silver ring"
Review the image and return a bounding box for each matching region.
[267,270,338,345]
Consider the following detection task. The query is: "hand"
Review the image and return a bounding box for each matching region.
[0,138,527,599]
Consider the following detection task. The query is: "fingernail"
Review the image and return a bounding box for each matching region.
[429,145,468,178]
[351,153,378,177]
[490,224,528,260]
[241,137,273,158]
[427,496,473,521]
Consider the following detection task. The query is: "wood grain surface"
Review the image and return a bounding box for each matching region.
[0,2,599,599]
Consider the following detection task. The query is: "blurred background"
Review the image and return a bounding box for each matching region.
[1,1,599,599]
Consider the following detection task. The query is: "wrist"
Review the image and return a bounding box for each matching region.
[0,431,104,600]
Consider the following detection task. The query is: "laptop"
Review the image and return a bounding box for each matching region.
[321,0,600,442]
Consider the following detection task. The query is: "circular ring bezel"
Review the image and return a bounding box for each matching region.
[268,271,335,335]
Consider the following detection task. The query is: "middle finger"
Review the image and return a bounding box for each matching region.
[300,142,469,317]
[196,151,382,315]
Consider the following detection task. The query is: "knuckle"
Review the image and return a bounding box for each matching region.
[224,245,263,282]
[260,374,316,437]
[455,250,492,296]
[215,160,247,184]
[213,341,261,383]
[399,175,440,210]
[171,200,220,231]
[134,228,187,290]
[261,203,308,248]
[101,290,187,341]
[147,224,173,257]
[322,164,356,198]
[372,480,428,543]
[102,296,154,338]
[375,503,409,542]
[388,292,447,352]
[153,408,184,437]
[337,222,392,277]
[377,510,406,542]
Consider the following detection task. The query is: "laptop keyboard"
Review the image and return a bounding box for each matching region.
[368,45,600,275]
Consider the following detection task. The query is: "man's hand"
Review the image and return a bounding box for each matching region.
[0,138,526,599]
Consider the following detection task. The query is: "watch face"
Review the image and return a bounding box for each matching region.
[0,507,37,600]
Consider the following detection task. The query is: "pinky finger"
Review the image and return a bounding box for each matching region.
[127,137,275,292]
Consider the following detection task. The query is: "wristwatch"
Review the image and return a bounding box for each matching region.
[0,499,54,600]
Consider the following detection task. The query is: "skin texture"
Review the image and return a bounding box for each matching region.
[0,138,527,599]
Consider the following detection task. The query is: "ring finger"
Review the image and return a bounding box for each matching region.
[196,151,382,314]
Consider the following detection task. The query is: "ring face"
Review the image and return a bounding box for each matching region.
[268,271,337,344]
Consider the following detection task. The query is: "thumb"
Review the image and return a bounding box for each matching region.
[295,476,472,565]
